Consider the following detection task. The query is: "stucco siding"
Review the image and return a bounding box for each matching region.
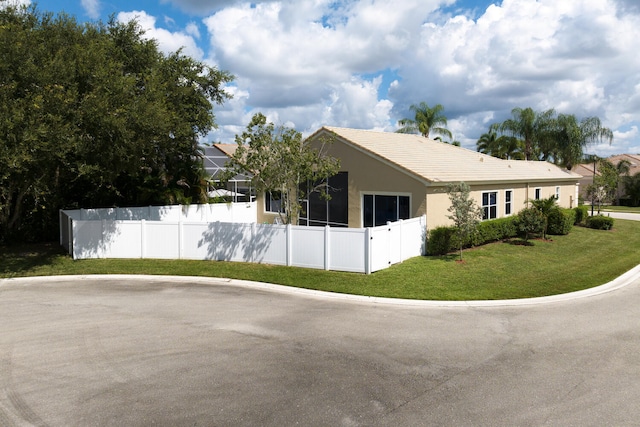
[322,137,427,227]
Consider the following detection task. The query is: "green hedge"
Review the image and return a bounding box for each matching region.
[586,215,615,230]
[573,205,589,225]
[427,216,519,256]
[547,208,575,235]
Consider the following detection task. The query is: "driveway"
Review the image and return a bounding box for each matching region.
[1,273,640,426]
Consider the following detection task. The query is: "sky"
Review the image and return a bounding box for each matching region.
[15,0,640,156]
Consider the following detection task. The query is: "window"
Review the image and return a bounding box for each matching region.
[555,186,560,200]
[363,194,410,227]
[534,188,542,200]
[300,172,349,227]
[505,190,513,216]
[265,191,284,213]
[482,191,498,220]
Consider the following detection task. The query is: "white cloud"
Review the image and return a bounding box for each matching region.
[0,0,30,8]
[117,10,204,60]
[81,0,100,19]
[191,0,640,155]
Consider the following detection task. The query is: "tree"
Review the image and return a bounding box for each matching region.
[396,102,452,140]
[529,195,558,240]
[446,182,482,261]
[0,4,233,242]
[517,207,545,242]
[476,130,524,160]
[223,113,340,225]
[615,159,632,205]
[553,114,613,170]
[497,107,555,161]
[624,172,640,207]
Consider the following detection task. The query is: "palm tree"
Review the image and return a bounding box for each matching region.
[530,195,558,240]
[477,131,524,160]
[554,114,613,170]
[396,102,452,140]
[498,107,555,161]
[615,159,632,205]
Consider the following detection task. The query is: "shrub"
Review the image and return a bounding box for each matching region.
[573,205,589,225]
[472,216,518,245]
[426,226,458,256]
[547,208,575,235]
[427,216,520,256]
[586,215,615,230]
[516,207,545,241]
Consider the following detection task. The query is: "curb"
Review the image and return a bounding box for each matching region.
[2,263,640,308]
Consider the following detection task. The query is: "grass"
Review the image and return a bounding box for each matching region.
[599,205,640,213]
[2,220,640,300]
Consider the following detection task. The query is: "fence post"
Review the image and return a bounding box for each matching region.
[399,219,404,262]
[324,225,330,271]
[178,217,183,259]
[251,222,257,263]
[286,224,292,266]
[70,216,74,258]
[141,220,146,259]
[364,227,371,274]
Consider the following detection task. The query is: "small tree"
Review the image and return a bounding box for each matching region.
[446,182,482,261]
[529,195,558,239]
[223,113,340,225]
[517,207,545,242]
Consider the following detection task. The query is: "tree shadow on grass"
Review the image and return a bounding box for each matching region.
[0,242,67,277]
[503,238,535,247]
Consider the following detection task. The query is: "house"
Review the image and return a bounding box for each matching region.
[258,127,582,229]
[575,154,640,203]
[202,144,253,202]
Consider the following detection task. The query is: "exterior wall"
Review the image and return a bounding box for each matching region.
[318,137,428,228]
[425,181,579,229]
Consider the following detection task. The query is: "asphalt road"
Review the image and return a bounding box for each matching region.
[1,273,640,426]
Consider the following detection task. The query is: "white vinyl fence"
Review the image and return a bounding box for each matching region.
[60,203,426,274]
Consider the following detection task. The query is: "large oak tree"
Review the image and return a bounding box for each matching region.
[0,3,233,241]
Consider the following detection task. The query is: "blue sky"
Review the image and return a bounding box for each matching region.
[22,0,640,156]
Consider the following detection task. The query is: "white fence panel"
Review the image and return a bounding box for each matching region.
[291,226,326,269]
[182,222,211,260]
[116,207,150,220]
[145,222,179,259]
[72,220,105,259]
[369,224,391,272]
[401,216,427,259]
[253,224,288,266]
[328,228,366,273]
[61,206,425,274]
[106,221,143,259]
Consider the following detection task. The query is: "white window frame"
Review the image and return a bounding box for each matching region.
[360,191,412,227]
[264,191,285,214]
[555,186,561,200]
[534,187,542,200]
[504,189,514,217]
[481,191,498,220]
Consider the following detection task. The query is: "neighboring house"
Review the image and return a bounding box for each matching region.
[573,163,598,202]
[259,127,581,229]
[202,144,253,202]
[575,154,640,203]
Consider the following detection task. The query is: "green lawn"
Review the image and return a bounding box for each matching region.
[2,220,639,300]
[600,205,640,213]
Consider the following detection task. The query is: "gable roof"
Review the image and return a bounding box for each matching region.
[312,126,581,185]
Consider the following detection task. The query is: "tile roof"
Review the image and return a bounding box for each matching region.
[316,127,581,185]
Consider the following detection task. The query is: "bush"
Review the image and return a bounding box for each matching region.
[547,208,575,235]
[573,205,589,225]
[427,216,519,256]
[586,215,615,230]
[426,226,458,256]
[472,216,518,245]
[516,207,545,241]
